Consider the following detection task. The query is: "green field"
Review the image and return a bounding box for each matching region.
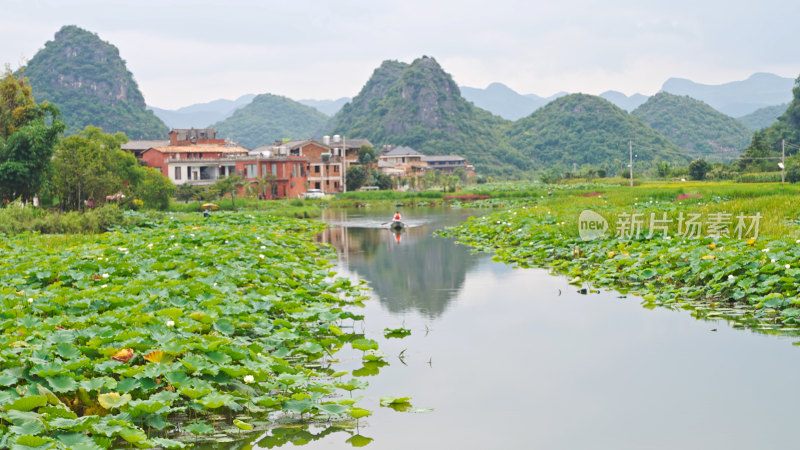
[0,212,379,447]
[440,181,800,335]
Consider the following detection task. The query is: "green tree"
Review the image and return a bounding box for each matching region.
[373,170,392,190]
[443,174,460,192]
[738,130,775,172]
[357,145,377,186]
[421,169,442,190]
[0,69,65,203]
[176,183,198,203]
[263,173,278,199]
[51,126,129,211]
[540,168,562,184]
[688,158,712,180]
[135,167,175,209]
[785,154,800,183]
[346,165,367,191]
[454,167,468,183]
[358,145,377,165]
[656,162,672,179]
[212,174,245,207]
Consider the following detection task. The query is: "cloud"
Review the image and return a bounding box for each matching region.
[2,0,800,107]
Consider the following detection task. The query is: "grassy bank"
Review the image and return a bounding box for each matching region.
[0,204,149,235]
[0,212,379,447]
[439,181,800,335]
[168,197,321,218]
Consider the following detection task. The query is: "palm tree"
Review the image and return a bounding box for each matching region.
[213,174,245,208]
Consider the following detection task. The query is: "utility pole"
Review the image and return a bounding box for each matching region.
[782,139,786,184]
[629,140,633,187]
[342,136,347,193]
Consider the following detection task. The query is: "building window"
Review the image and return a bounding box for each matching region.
[271,164,277,177]
[261,164,267,177]
[174,166,181,180]
[245,164,257,178]
[333,165,339,173]
[315,182,320,189]
[314,165,320,174]
[291,164,297,178]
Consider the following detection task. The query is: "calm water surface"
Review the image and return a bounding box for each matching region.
[247,207,800,449]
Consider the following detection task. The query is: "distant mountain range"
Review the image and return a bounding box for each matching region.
[297,98,351,116]
[660,73,793,117]
[148,94,256,129]
[459,83,565,120]
[597,91,650,112]
[459,74,794,121]
[18,25,800,176]
[146,73,795,134]
[737,103,789,131]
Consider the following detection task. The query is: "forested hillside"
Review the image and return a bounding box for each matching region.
[212,94,329,149]
[505,94,689,174]
[330,57,528,176]
[632,92,751,161]
[22,26,167,138]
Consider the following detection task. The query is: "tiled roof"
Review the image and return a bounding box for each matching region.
[383,146,422,156]
[148,145,249,154]
[337,138,372,149]
[422,155,466,162]
[122,140,169,151]
[280,139,331,151]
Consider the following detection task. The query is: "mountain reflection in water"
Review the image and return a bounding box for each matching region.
[316,208,479,318]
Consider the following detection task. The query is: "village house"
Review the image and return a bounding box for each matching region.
[127,128,309,199]
[275,135,372,193]
[121,139,169,159]
[422,155,475,177]
[378,146,427,177]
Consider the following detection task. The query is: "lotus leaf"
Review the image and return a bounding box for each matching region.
[184,421,214,435]
[233,419,254,430]
[47,375,78,393]
[318,403,349,416]
[57,433,104,450]
[7,395,47,412]
[110,348,134,363]
[351,338,379,352]
[345,434,374,447]
[346,407,371,419]
[198,391,234,409]
[97,392,131,410]
[0,211,378,446]
[213,318,235,335]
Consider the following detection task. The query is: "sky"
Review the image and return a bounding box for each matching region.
[3,0,800,110]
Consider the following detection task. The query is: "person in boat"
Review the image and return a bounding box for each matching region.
[392,211,401,223]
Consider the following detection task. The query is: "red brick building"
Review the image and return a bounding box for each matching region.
[134,129,309,199]
[277,136,372,193]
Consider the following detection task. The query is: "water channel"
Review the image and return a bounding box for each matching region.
[242,207,800,449]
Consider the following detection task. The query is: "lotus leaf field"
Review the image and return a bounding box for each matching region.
[440,182,800,336]
[0,212,377,448]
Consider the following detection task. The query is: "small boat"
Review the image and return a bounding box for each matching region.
[389,221,405,231]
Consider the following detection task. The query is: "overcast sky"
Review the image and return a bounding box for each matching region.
[3,0,799,109]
